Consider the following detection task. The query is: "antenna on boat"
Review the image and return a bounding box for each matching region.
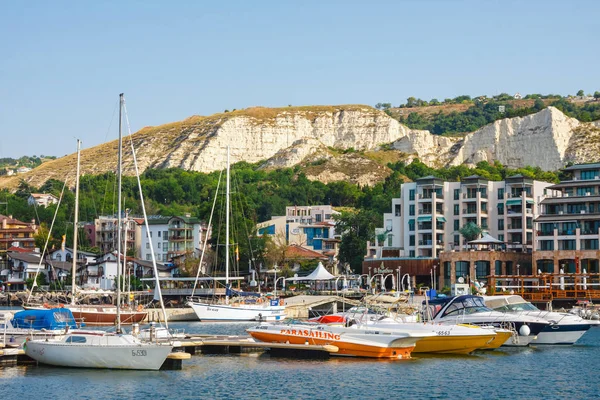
[116,93,124,334]
[71,139,81,306]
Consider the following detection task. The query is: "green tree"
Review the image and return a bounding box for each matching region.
[577,89,585,97]
[459,222,483,242]
[334,209,378,273]
[594,91,600,100]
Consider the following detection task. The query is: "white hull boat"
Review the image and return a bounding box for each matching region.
[188,300,286,321]
[25,331,173,370]
[483,295,593,345]
[425,295,549,346]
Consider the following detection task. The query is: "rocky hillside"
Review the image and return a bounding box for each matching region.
[2,105,599,190]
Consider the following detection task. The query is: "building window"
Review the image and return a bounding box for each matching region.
[539,240,554,251]
[158,243,161,249]
[581,170,599,180]
[409,190,415,201]
[387,235,393,247]
[395,204,401,217]
[163,231,168,238]
[408,219,415,231]
[454,234,460,246]
[498,188,504,199]
[163,242,168,250]
[146,243,150,249]
[150,231,152,237]
[454,189,460,200]
[409,235,415,246]
[146,254,151,260]
[454,220,459,231]
[409,205,415,216]
[498,234,504,241]
[497,203,504,215]
[481,218,488,229]
[498,219,504,230]
[453,204,459,215]
[409,250,415,257]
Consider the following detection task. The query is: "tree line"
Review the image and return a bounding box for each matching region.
[3,159,561,273]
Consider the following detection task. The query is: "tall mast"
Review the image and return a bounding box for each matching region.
[71,139,81,306]
[225,146,230,304]
[116,93,124,333]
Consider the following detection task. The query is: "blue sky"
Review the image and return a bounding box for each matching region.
[1,0,599,158]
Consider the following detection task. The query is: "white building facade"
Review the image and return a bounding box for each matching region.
[139,215,204,263]
[368,175,553,260]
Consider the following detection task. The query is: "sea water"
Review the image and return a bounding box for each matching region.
[2,318,600,400]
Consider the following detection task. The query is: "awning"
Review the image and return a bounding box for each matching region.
[417,216,432,222]
[506,199,521,206]
[526,199,534,204]
[436,216,447,222]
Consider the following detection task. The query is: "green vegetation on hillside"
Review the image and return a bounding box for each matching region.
[2,160,561,271]
[0,155,57,175]
[377,91,600,136]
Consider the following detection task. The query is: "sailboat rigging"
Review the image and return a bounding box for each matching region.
[25,93,174,370]
[187,146,286,321]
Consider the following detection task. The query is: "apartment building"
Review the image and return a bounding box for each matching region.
[368,175,552,262]
[140,215,205,263]
[257,205,341,264]
[534,163,600,274]
[93,215,140,255]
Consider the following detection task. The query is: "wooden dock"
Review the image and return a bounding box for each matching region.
[176,334,337,359]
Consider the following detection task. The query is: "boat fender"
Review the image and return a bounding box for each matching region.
[257,298,264,304]
[59,304,64,308]
[519,325,531,336]
[280,299,284,306]
[137,305,143,312]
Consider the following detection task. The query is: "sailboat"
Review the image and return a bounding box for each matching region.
[25,94,174,370]
[187,147,286,321]
[24,136,147,325]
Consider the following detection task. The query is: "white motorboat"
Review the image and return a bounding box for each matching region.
[424,295,549,346]
[483,295,593,345]
[247,319,435,359]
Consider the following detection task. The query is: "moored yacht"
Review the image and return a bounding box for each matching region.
[483,295,594,345]
[424,295,549,346]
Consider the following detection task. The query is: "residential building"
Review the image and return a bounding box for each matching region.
[3,251,42,290]
[365,175,552,286]
[139,215,205,264]
[257,205,341,266]
[534,163,600,274]
[0,215,37,273]
[93,215,140,255]
[27,193,59,207]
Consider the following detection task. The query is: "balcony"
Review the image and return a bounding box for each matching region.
[170,235,194,241]
[463,209,477,215]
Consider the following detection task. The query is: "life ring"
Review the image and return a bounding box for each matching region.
[137,305,144,312]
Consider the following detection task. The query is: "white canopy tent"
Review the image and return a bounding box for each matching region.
[469,233,504,245]
[285,262,336,282]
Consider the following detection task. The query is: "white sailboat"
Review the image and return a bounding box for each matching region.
[25,94,173,370]
[187,147,286,321]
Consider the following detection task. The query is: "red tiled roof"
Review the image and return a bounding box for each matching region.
[6,246,32,253]
[285,245,328,260]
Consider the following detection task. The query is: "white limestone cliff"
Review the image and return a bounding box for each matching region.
[3,105,599,190]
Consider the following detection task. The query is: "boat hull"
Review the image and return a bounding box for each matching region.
[248,325,418,359]
[535,324,592,345]
[67,307,147,326]
[414,334,496,354]
[24,333,172,370]
[188,301,286,322]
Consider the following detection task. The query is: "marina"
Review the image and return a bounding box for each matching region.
[2,319,600,399]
